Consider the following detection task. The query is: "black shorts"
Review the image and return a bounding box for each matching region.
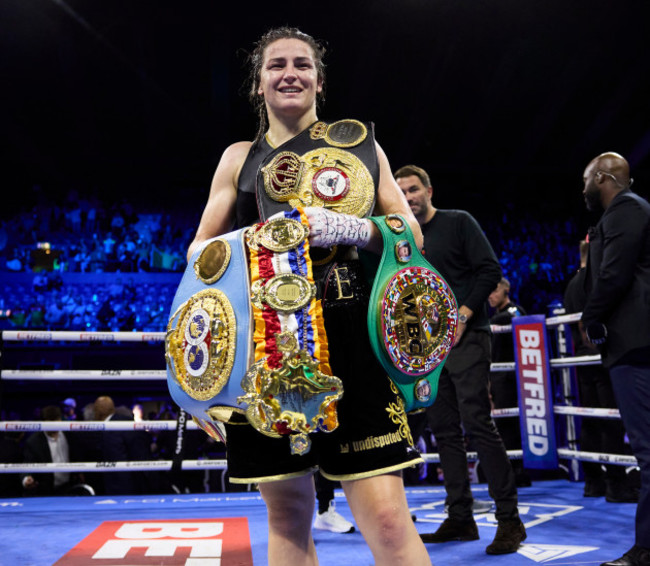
[226,260,423,483]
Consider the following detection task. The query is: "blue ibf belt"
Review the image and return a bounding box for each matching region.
[165,229,253,440]
[165,209,342,454]
[367,215,458,412]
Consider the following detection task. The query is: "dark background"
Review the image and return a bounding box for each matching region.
[2,0,650,233]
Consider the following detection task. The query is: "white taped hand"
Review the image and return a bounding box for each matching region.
[303,207,372,249]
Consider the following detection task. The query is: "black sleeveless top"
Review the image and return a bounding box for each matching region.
[235,120,379,228]
[235,124,378,302]
[235,137,274,228]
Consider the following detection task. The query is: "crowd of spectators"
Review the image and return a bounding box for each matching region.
[0,189,198,331]
[482,211,581,315]
[0,277,176,332]
[0,188,196,276]
[0,189,583,332]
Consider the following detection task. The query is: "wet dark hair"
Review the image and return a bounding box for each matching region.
[247,27,327,144]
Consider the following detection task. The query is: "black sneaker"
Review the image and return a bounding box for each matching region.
[485,519,527,555]
[420,518,479,543]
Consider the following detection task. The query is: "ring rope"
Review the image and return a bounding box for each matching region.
[0,314,582,343]
[1,448,636,474]
[0,405,618,436]
[553,406,621,419]
[491,405,622,419]
[0,311,635,479]
[0,355,602,381]
[490,354,602,373]
[1,420,199,432]
[0,460,227,474]
[1,370,167,381]
[490,312,582,334]
[1,331,165,342]
[557,449,638,466]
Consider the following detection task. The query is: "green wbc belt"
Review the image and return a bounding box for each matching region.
[367,214,458,412]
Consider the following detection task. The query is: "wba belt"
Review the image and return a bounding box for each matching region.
[165,208,342,454]
[366,215,458,412]
[256,119,379,221]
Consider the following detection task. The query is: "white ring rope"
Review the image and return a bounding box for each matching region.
[0,313,583,343]
[0,312,636,477]
[1,331,165,342]
[1,448,636,474]
[491,406,621,419]
[553,406,621,419]
[0,356,602,380]
[0,460,228,474]
[490,312,583,334]
[1,370,167,381]
[490,354,602,373]
[557,449,637,467]
[1,420,199,432]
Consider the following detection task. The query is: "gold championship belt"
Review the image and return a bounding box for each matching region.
[260,120,375,218]
[366,215,458,412]
[166,230,253,442]
[165,209,343,455]
[240,208,343,455]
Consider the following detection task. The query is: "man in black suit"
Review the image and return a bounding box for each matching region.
[22,405,83,495]
[94,396,154,495]
[564,240,634,502]
[581,152,650,566]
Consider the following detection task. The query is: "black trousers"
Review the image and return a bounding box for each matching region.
[426,329,519,522]
[576,363,627,482]
[610,363,650,548]
[490,371,522,451]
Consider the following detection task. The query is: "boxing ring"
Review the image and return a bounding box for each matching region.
[0,315,639,566]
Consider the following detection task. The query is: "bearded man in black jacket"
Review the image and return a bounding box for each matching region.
[581,152,650,566]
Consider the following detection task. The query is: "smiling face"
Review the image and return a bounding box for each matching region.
[257,38,323,118]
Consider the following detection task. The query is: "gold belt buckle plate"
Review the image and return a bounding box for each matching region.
[253,217,310,253]
[252,273,316,314]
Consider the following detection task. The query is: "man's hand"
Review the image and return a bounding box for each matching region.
[453,306,473,347]
[586,321,608,345]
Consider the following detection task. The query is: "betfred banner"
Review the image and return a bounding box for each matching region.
[54,518,253,566]
[512,315,558,469]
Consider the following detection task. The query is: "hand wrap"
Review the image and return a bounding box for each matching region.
[303,207,372,249]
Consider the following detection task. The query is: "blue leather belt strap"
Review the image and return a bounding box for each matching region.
[166,228,253,425]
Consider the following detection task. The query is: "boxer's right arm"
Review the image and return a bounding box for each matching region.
[187,141,252,262]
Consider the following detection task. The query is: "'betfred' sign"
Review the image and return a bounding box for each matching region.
[512,315,558,469]
[54,518,253,565]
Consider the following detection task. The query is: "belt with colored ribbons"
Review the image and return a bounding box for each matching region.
[240,207,343,455]
[165,209,343,454]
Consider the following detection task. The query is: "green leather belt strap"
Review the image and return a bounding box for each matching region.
[367,214,458,412]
